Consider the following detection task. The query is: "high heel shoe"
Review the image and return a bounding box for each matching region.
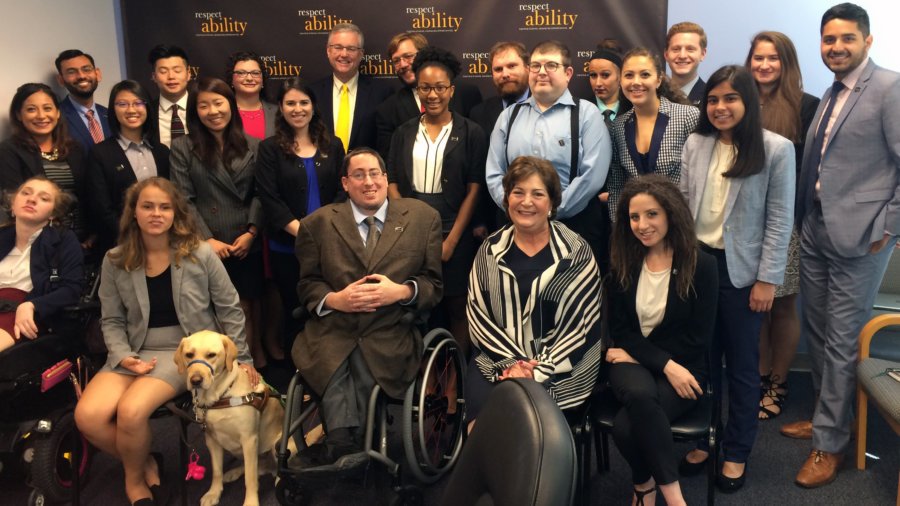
[716,462,747,492]
[679,450,709,476]
[634,485,658,506]
[148,452,166,503]
[132,499,155,506]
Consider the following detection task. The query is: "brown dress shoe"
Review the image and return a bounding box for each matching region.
[781,420,813,439]
[795,450,843,488]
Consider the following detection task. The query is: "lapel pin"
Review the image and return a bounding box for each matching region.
[394,226,404,232]
[558,139,565,146]
[450,136,459,142]
[115,164,125,171]
[854,87,861,92]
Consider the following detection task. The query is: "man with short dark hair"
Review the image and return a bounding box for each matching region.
[55,49,110,152]
[374,31,482,158]
[784,2,900,489]
[148,44,191,148]
[664,22,708,105]
[291,147,442,466]
[309,24,394,153]
[485,40,611,259]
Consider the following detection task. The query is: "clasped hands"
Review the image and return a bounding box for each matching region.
[327,274,412,313]
[606,348,703,400]
[207,234,255,260]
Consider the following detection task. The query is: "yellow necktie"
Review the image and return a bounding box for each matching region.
[336,84,350,151]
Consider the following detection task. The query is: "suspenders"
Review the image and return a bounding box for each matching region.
[505,102,580,182]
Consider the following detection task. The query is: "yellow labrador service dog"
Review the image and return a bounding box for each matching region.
[175,330,289,506]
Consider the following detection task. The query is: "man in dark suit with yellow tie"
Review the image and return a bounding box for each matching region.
[291,147,442,466]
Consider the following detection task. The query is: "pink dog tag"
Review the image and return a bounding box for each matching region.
[185,451,206,481]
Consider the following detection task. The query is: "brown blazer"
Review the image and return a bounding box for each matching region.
[291,197,443,398]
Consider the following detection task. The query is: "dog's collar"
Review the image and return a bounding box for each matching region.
[206,385,278,412]
[187,359,215,377]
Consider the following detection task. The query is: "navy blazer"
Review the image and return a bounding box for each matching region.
[0,225,83,322]
[309,73,395,152]
[255,136,345,246]
[87,136,171,247]
[60,96,111,153]
[687,77,706,106]
[375,83,483,159]
[609,250,718,378]
[387,112,487,214]
[469,96,504,144]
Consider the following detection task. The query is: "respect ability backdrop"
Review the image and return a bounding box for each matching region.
[121,0,668,101]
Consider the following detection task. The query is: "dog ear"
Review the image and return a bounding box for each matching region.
[222,334,238,372]
[174,337,189,374]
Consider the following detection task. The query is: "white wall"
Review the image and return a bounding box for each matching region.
[668,0,900,98]
[0,0,124,137]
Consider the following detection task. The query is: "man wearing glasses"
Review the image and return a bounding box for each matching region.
[291,147,442,466]
[55,49,111,153]
[310,23,394,153]
[485,40,611,260]
[374,32,482,158]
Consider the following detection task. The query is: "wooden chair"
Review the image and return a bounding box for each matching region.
[854,313,900,506]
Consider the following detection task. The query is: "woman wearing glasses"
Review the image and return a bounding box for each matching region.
[88,80,170,251]
[387,46,487,357]
[226,51,278,141]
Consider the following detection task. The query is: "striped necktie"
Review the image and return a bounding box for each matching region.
[85,109,104,143]
[170,104,186,141]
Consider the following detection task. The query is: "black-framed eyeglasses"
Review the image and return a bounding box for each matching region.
[346,169,385,181]
[417,85,451,95]
[233,70,263,78]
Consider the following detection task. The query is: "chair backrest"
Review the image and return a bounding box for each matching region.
[438,379,576,506]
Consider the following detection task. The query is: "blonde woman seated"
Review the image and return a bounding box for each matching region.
[74,178,256,506]
[0,176,82,352]
[466,156,602,426]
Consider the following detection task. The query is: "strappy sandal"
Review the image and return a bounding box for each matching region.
[634,485,658,506]
[759,377,787,420]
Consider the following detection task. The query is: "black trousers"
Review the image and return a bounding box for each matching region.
[609,362,699,485]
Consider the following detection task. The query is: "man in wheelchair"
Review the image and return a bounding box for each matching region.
[291,147,443,467]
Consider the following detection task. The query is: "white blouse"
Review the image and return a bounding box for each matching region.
[636,260,671,337]
[695,140,735,249]
[412,119,452,194]
[0,229,43,292]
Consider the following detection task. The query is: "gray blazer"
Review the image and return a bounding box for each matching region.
[169,135,263,243]
[262,101,278,139]
[796,59,900,257]
[680,130,795,288]
[98,242,251,368]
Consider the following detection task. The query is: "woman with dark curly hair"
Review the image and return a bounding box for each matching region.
[606,174,717,506]
[387,46,487,356]
[225,50,277,140]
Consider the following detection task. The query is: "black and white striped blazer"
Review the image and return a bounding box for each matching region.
[467,220,602,410]
[607,97,699,220]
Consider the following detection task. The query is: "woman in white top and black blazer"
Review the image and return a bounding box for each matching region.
[387,46,486,357]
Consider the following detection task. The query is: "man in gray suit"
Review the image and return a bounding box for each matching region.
[785,2,900,488]
[291,148,442,466]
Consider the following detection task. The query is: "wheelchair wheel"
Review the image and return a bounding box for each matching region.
[275,475,306,506]
[29,411,91,504]
[402,328,465,483]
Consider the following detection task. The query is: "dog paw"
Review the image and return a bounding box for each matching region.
[200,491,222,506]
[223,465,245,483]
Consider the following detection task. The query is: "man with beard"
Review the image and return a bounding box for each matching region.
[470,41,531,144]
[374,32,482,159]
[55,49,110,152]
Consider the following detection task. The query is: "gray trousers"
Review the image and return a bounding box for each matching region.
[320,347,376,432]
[800,205,896,453]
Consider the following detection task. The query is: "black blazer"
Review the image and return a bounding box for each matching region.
[309,73,395,152]
[0,225,83,322]
[375,83,483,159]
[387,112,486,215]
[609,250,718,378]
[469,96,505,144]
[255,136,345,246]
[87,136,171,248]
[794,92,821,175]
[0,138,87,195]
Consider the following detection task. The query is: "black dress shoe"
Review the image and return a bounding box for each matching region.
[679,453,708,476]
[132,498,156,506]
[716,466,747,492]
[148,452,166,503]
[298,440,359,467]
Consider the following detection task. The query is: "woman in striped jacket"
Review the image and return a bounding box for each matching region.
[466,155,602,426]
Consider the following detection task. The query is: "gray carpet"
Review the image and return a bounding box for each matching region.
[3,370,897,505]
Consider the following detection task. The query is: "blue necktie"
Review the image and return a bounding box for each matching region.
[797,81,845,223]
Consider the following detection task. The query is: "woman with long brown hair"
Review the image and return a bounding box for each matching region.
[745,31,820,420]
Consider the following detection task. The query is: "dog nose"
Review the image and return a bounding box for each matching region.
[190,374,203,387]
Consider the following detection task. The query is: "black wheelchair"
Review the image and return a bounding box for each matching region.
[0,271,102,506]
[274,327,467,505]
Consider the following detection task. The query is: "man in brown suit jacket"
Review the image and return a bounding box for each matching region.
[291,147,443,466]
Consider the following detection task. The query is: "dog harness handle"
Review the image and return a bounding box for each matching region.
[186,359,215,376]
